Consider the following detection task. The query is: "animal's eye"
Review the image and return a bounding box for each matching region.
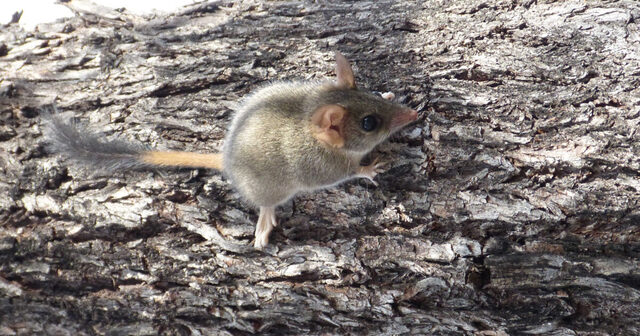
[361,115,378,132]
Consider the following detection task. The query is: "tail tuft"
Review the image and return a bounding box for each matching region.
[43,114,149,171]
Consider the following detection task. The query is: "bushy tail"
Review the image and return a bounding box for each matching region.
[44,115,223,171]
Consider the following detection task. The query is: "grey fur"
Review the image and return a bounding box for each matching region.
[43,114,149,171]
[222,80,408,208]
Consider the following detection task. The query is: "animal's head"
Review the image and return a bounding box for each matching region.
[310,52,418,153]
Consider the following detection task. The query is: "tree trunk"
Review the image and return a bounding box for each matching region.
[1,0,639,335]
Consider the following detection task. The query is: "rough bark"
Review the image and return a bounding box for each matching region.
[1,0,640,335]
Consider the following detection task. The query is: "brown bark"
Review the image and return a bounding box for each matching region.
[1,0,639,335]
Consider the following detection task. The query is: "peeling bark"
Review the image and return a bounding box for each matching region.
[1,0,640,335]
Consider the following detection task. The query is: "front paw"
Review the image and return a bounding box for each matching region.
[357,157,387,186]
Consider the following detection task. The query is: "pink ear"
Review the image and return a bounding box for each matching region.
[310,104,347,148]
[335,52,356,89]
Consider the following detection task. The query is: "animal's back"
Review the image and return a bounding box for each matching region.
[222,81,327,206]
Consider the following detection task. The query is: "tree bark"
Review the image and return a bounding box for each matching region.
[1,0,639,335]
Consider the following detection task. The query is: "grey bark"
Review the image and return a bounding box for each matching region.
[1,0,640,335]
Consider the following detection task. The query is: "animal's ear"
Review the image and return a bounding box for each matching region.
[335,52,356,89]
[310,104,347,148]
